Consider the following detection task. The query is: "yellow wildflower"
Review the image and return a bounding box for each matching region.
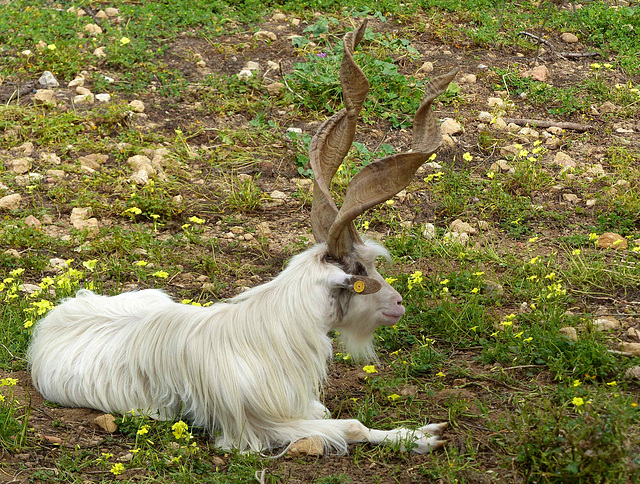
[362,365,377,374]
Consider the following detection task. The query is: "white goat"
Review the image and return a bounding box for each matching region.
[28,21,457,455]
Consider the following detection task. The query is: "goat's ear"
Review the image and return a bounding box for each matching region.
[338,275,382,295]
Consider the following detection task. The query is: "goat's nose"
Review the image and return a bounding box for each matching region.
[396,295,403,305]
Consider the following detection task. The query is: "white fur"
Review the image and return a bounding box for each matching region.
[28,240,445,453]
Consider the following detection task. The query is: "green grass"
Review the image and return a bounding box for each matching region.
[1,0,640,482]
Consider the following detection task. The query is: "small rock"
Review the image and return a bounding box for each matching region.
[596,232,627,250]
[599,101,617,114]
[585,199,596,207]
[33,89,56,106]
[459,73,477,84]
[94,414,118,433]
[545,137,562,150]
[245,61,260,71]
[487,97,504,107]
[95,9,108,19]
[443,231,469,245]
[266,82,285,95]
[84,23,103,35]
[420,61,434,73]
[254,30,277,42]
[130,170,150,185]
[7,157,32,174]
[40,435,63,445]
[477,111,493,123]
[422,223,436,239]
[128,100,145,113]
[73,93,94,105]
[287,437,324,457]
[270,190,288,200]
[93,46,106,58]
[20,283,42,294]
[95,93,111,103]
[70,207,92,227]
[624,366,640,380]
[442,134,456,148]
[68,76,85,88]
[105,7,119,16]
[0,194,22,210]
[562,193,580,203]
[46,169,66,180]
[490,159,514,173]
[256,222,271,237]
[621,343,640,356]
[79,153,109,172]
[554,152,578,170]
[585,163,605,177]
[483,281,504,296]
[499,144,520,157]
[593,316,620,331]
[561,32,579,43]
[627,327,640,341]
[38,71,59,88]
[450,219,477,235]
[440,118,463,136]
[559,326,578,341]
[523,65,549,82]
[237,69,253,80]
[24,215,41,228]
[76,86,92,96]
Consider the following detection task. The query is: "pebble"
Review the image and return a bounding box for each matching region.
[73,93,94,105]
[237,69,253,80]
[624,366,640,380]
[562,193,580,203]
[559,326,578,341]
[420,61,434,73]
[487,97,504,107]
[621,343,640,356]
[0,194,22,210]
[561,32,579,43]
[450,219,477,235]
[245,61,260,71]
[68,76,85,88]
[93,46,106,57]
[627,327,640,341]
[105,7,119,16]
[596,232,627,250]
[79,153,108,172]
[38,71,59,88]
[272,13,286,21]
[7,157,31,174]
[95,93,111,103]
[266,82,285,95]
[440,118,463,136]
[422,223,436,239]
[287,437,324,457]
[84,23,103,35]
[443,231,469,245]
[477,111,493,123]
[593,316,620,331]
[128,100,145,113]
[40,152,60,165]
[94,414,118,433]
[523,65,549,82]
[33,89,56,106]
[254,31,277,42]
[599,101,617,114]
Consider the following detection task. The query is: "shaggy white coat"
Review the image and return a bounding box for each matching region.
[28,241,445,453]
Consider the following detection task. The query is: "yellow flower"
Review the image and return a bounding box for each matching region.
[528,236,538,243]
[119,37,131,45]
[523,337,533,343]
[137,425,149,435]
[473,271,485,276]
[385,277,397,284]
[470,326,478,332]
[47,44,56,51]
[589,233,598,241]
[529,257,539,264]
[462,152,473,162]
[471,287,479,294]
[572,249,581,256]
[172,420,189,440]
[0,395,4,403]
[23,320,34,329]
[501,320,513,327]
[440,279,449,285]
[188,216,205,225]
[514,331,523,338]
[573,380,582,387]
[0,378,18,387]
[134,260,148,267]
[385,199,394,206]
[362,365,377,374]
[82,259,98,271]
[362,220,370,230]
[9,268,25,277]
[607,381,617,386]
[124,207,142,215]
[436,371,446,377]
[487,171,495,179]
[151,271,169,279]
[527,275,538,281]
[572,397,584,406]
[387,394,401,401]
[110,463,125,476]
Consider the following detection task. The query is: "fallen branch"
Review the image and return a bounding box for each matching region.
[517,31,599,61]
[502,117,592,132]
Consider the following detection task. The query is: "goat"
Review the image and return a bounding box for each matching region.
[28,21,457,455]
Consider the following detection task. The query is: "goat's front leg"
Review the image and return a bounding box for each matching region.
[342,419,448,453]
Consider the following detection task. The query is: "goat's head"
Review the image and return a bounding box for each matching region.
[308,21,457,357]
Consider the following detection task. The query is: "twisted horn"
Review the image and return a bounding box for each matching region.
[326,69,458,258]
[309,20,369,245]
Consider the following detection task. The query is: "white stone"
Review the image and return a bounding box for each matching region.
[593,316,620,331]
[487,97,504,107]
[38,71,59,88]
[84,23,103,35]
[238,69,253,80]
[105,7,119,16]
[245,61,260,71]
[422,223,436,239]
[40,152,61,165]
[73,93,94,104]
[443,231,469,245]
[33,89,56,106]
[559,327,578,341]
[254,31,277,42]
[93,46,106,58]
[95,93,111,103]
[450,219,477,235]
[477,111,493,123]
[561,32,579,43]
[68,76,85,88]
[420,61,434,72]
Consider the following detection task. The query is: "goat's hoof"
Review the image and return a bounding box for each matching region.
[420,422,448,437]
[412,435,447,454]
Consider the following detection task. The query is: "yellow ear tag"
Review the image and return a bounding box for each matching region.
[353,280,365,293]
